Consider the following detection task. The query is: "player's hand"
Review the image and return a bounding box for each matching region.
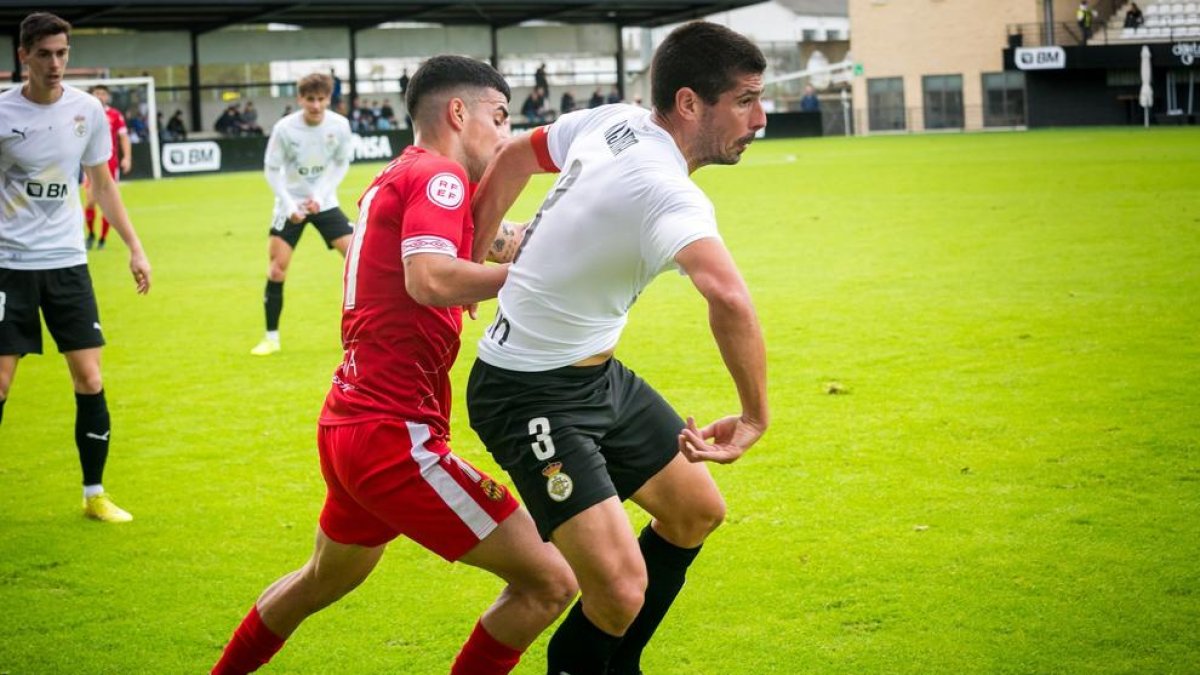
[303,198,321,214]
[678,415,765,464]
[288,210,306,224]
[129,251,152,294]
[465,302,479,320]
[120,157,132,175]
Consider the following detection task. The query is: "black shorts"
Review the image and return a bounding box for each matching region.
[466,357,683,540]
[269,207,353,249]
[0,265,105,356]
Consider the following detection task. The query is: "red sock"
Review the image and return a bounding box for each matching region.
[85,207,96,232]
[211,606,286,675]
[100,217,111,242]
[450,619,524,675]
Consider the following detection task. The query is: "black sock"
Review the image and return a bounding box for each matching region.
[75,390,111,486]
[0,397,6,425]
[264,280,284,332]
[547,601,623,675]
[607,525,703,675]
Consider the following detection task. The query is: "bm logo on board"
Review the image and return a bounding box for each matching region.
[1015,47,1066,71]
[163,141,222,173]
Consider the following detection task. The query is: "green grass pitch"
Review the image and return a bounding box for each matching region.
[1,127,1198,673]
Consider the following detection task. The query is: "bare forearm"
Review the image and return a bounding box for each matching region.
[471,138,544,262]
[412,259,508,307]
[487,220,528,263]
[708,294,769,427]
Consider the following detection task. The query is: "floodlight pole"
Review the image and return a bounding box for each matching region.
[189,30,202,132]
[348,26,359,110]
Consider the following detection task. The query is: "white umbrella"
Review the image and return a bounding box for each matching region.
[1139,45,1153,128]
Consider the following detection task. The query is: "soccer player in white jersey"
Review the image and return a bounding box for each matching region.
[466,21,769,674]
[250,72,354,356]
[0,12,152,523]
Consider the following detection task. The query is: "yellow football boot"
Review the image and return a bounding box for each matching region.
[83,493,133,523]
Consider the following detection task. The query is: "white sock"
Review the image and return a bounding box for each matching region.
[83,484,104,499]
[266,330,280,342]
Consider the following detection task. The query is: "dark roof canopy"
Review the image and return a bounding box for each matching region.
[5,1,764,34]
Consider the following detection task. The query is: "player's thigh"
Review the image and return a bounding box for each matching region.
[41,266,106,354]
[0,268,46,358]
[310,208,353,251]
[268,234,295,277]
[269,212,305,254]
[0,355,18,399]
[308,526,386,588]
[466,359,618,541]
[458,505,572,589]
[550,496,645,598]
[63,348,104,394]
[628,452,724,537]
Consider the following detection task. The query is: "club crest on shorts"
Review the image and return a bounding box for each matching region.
[479,478,507,501]
[73,115,88,137]
[542,462,573,502]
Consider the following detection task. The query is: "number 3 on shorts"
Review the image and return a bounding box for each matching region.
[529,416,557,460]
[0,291,6,322]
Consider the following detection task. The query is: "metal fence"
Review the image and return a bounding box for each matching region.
[857,105,1026,134]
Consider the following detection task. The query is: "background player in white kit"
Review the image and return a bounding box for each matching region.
[250,72,354,356]
[0,12,152,523]
[467,21,769,674]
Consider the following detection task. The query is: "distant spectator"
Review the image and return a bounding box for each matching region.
[281,104,293,118]
[166,109,187,141]
[214,104,243,137]
[606,87,621,104]
[588,87,604,108]
[241,101,263,136]
[380,99,396,127]
[398,68,409,95]
[1077,1,1096,42]
[330,69,343,108]
[521,86,548,124]
[560,90,576,114]
[535,62,550,98]
[799,85,820,112]
[1124,2,1144,28]
[126,107,147,143]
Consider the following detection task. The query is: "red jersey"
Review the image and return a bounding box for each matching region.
[320,146,475,441]
[104,106,126,171]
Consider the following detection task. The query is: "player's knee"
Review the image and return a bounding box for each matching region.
[72,373,104,395]
[268,262,288,281]
[664,493,727,548]
[538,564,579,615]
[591,577,646,634]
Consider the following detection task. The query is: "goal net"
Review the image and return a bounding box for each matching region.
[1,75,161,179]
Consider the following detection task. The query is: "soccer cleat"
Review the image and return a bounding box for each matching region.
[250,337,281,356]
[86,233,95,249]
[97,239,106,250]
[83,493,133,523]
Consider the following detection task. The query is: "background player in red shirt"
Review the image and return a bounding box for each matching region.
[212,56,575,675]
[82,84,131,250]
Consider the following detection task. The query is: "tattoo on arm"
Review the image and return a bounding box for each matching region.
[488,221,526,263]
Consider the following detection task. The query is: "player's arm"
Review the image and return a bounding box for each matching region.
[118,128,132,175]
[471,129,555,263]
[674,237,768,464]
[83,162,151,294]
[263,133,303,221]
[486,220,529,264]
[403,253,508,307]
[307,129,353,212]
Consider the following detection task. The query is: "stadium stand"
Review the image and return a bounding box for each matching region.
[1111,1,1200,41]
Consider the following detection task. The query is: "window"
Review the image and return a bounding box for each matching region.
[922,74,964,129]
[982,71,1026,127]
[868,77,905,131]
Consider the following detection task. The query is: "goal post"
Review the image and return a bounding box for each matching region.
[0,75,161,179]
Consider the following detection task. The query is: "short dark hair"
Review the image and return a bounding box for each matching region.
[650,21,766,114]
[405,55,510,121]
[20,12,71,53]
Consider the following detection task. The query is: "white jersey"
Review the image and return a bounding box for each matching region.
[0,85,110,270]
[478,104,720,371]
[264,109,353,218]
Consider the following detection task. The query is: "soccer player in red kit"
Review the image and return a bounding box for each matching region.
[211,56,575,675]
[83,84,131,250]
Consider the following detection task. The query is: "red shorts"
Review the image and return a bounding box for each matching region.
[317,419,519,560]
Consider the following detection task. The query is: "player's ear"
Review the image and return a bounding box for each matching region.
[448,97,468,131]
[675,87,701,121]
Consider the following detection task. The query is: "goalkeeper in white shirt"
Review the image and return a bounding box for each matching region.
[251,72,354,356]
